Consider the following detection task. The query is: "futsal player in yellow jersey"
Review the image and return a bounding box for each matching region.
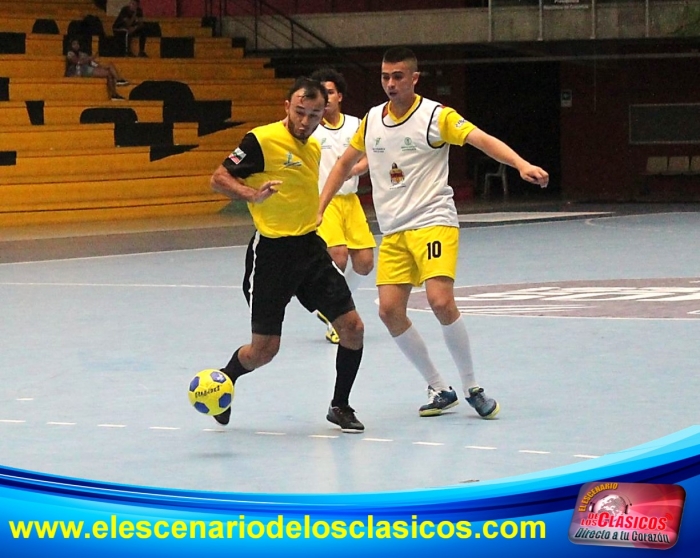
[320,48,549,419]
[310,68,376,345]
[210,77,365,433]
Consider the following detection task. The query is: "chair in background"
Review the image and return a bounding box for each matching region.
[687,155,700,175]
[645,156,668,175]
[664,156,690,175]
[483,162,508,198]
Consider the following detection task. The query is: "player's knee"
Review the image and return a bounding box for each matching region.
[336,313,364,346]
[427,296,456,320]
[250,342,280,367]
[350,250,374,275]
[378,304,401,328]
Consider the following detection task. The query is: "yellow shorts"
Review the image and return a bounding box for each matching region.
[318,193,377,250]
[376,225,459,287]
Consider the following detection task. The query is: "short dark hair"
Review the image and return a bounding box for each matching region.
[382,47,418,72]
[286,76,328,105]
[309,68,347,97]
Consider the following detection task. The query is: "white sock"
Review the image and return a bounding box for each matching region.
[441,316,478,396]
[394,325,448,391]
[344,264,363,294]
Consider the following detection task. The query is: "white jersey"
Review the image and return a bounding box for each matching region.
[364,98,458,235]
[314,114,361,196]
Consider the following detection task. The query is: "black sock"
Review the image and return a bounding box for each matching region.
[332,345,363,408]
[221,348,253,383]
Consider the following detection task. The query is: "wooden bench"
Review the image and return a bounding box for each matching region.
[640,156,700,201]
[0,123,115,150]
[645,156,700,176]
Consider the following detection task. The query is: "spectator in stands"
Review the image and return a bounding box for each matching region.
[65,37,129,101]
[113,0,148,57]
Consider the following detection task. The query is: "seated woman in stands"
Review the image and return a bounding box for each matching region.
[65,37,129,101]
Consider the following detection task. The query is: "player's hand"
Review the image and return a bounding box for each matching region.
[316,211,324,228]
[250,180,281,203]
[519,164,549,188]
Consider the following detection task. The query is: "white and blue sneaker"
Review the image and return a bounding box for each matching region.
[419,386,459,417]
[466,386,500,419]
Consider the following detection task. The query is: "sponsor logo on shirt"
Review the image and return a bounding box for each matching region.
[455,118,467,128]
[228,148,246,164]
[283,152,302,168]
[372,137,385,153]
[400,137,417,152]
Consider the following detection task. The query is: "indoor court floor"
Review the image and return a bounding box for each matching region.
[1,204,699,494]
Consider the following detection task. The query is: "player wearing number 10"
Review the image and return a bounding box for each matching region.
[319,47,549,419]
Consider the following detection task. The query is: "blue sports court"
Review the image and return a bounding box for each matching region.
[1,205,699,493]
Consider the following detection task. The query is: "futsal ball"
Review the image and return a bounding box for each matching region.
[188,369,234,416]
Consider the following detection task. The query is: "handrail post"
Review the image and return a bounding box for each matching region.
[538,0,544,41]
[645,0,650,38]
[488,0,493,42]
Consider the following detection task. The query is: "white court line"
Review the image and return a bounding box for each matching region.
[0,282,239,289]
[16,398,34,401]
[0,244,248,266]
[0,417,605,459]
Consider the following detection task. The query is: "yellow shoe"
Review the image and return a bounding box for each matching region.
[317,312,339,344]
[325,326,340,344]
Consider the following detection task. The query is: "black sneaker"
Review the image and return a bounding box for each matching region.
[111,94,125,101]
[326,404,364,433]
[138,51,148,58]
[212,369,234,425]
[116,79,130,86]
[213,406,231,425]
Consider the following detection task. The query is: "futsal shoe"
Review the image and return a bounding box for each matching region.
[213,406,231,425]
[466,386,500,419]
[419,386,459,417]
[326,405,364,433]
[316,311,340,344]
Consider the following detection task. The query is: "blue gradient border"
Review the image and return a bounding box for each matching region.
[2,426,699,556]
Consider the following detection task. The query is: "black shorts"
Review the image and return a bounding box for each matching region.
[242,231,355,336]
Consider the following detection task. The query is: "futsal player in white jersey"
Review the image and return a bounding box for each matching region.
[319,47,549,419]
[310,68,376,345]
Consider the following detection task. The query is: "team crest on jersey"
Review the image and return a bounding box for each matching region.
[227,148,246,164]
[282,152,302,168]
[389,163,406,188]
[401,137,417,152]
